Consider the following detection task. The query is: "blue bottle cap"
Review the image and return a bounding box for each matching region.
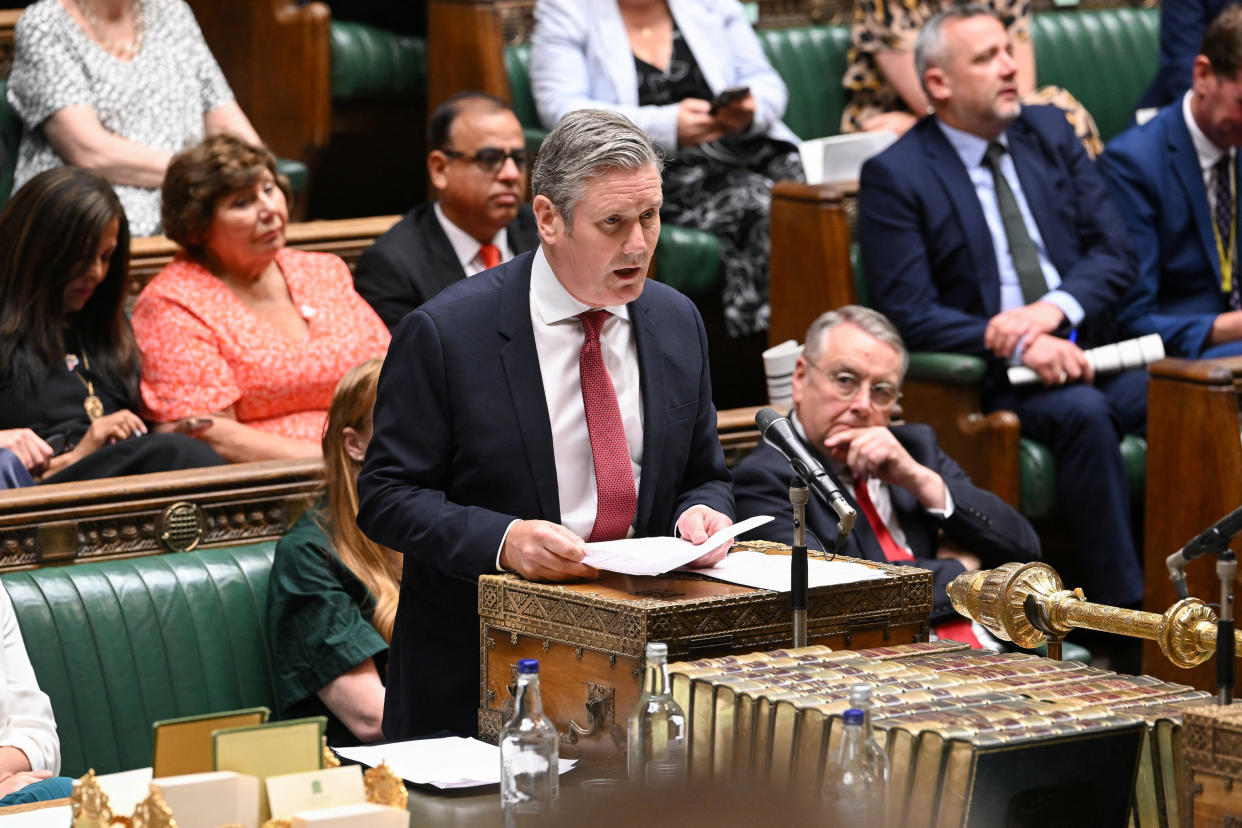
[517,659,540,674]
[843,708,864,725]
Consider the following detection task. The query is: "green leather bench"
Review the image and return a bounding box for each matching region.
[3,545,279,778]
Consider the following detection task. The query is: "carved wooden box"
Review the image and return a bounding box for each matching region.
[1183,702,1242,827]
[477,545,932,769]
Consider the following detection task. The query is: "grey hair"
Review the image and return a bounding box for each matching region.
[914,3,1002,100]
[803,305,909,379]
[531,109,663,227]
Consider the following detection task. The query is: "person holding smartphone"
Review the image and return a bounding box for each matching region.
[530,0,805,340]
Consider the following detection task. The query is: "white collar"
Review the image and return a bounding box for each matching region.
[433,201,507,270]
[529,246,632,326]
[1183,89,1233,172]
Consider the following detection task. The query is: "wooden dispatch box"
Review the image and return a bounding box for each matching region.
[477,543,932,769]
[1182,702,1242,827]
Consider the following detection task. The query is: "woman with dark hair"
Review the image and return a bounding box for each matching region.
[268,358,398,746]
[132,134,390,463]
[0,167,223,484]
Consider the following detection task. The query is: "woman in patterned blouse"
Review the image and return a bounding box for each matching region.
[7,0,260,236]
[131,135,390,463]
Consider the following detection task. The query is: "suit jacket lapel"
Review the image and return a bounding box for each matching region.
[423,206,476,296]
[923,122,1003,315]
[1168,110,1222,274]
[497,257,560,521]
[631,296,665,534]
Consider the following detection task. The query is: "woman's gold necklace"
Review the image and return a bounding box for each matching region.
[67,349,105,421]
[75,0,145,60]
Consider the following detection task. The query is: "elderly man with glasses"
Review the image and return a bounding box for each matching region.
[353,91,539,330]
[733,306,1040,643]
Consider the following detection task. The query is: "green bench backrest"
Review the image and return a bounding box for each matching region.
[1032,7,1159,144]
[329,21,427,101]
[3,544,279,777]
[758,24,852,142]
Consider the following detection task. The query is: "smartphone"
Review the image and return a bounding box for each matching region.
[710,86,750,115]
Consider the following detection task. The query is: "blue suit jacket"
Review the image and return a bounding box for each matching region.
[356,251,734,739]
[1098,103,1234,357]
[1137,0,1230,111]
[858,107,1135,360]
[732,423,1040,622]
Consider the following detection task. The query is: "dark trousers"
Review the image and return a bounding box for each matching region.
[989,369,1147,607]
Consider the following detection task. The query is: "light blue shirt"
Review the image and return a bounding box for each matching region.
[936,120,1085,328]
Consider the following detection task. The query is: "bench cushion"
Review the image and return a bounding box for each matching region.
[757,24,851,142]
[3,544,278,777]
[330,21,427,101]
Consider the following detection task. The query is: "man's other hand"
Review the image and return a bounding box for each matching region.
[984,301,1065,358]
[500,520,597,582]
[824,426,947,510]
[677,505,733,568]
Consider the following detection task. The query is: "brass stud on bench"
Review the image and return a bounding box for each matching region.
[158,501,205,553]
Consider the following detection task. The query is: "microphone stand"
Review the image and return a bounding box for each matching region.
[1165,504,1242,705]
[790,475,809,648]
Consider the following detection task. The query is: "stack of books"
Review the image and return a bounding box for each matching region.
[670,641,1208,827]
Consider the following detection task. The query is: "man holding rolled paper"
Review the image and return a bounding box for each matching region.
[1099,5,1242,358]
[857,4,1147,610]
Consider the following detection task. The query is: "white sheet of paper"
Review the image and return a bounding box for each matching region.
[333,737,576,790]
[581,514,774,576]
[0,805,72,827]
[688,549,889,592]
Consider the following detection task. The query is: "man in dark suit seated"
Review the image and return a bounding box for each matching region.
[356,108,735,739]
[352,91,539,329]
[1101,6,1242,358]
[857,4,1146,610]
[734,306,1040,644]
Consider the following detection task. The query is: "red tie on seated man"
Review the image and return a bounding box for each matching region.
[732,306,1042,647]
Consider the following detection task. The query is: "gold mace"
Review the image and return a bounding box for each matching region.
[948,561,1242,669]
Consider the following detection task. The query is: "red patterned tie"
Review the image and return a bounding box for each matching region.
[577,310,637,542]
[479,243,501,270]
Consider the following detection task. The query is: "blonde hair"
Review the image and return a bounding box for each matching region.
[320,358,402,642]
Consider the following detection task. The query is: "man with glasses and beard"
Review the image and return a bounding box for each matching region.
[353,92,539,329]
[733,307,1039,645]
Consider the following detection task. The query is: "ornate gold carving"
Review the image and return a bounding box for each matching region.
[542,639,551,652]
[323,742,340,768]
[130,785,176,828]
[949,562,1242,668]
[158,502,205,553]
[364,761,407,810]
[72,769,115,828]
[478,708,503,744]
[260,820,291,828]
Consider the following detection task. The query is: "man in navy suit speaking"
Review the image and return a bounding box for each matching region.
[357,109,735,739]
[857,4,1145,611]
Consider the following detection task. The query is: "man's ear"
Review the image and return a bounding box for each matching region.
[923,67,949,107]
[791,355,808,409]
[1191,54,1217,96]
[532,194,562,246]
[427,151,449,194]
[342,426,367,464]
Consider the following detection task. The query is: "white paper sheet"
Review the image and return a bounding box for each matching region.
[333,737,576,790]
[580,514,774,576]
[0,805,72,827]
[688,549,889,592]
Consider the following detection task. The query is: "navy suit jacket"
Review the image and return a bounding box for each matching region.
[732,423,1040,622]
[1137,0,1230,111]
[858,107,1136,363]
[351,201,539,330]
[1099,103,1235,357]
[356,250,734,739]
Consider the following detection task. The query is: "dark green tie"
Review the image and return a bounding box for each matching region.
[983,141,1048,305]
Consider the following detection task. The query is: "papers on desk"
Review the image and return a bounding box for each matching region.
[581,515,774,576]
[691,549,889,592]
[333,737,576,790]
[0,805,72,827]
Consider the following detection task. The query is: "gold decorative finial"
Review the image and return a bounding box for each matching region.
[130,784,177,828]
[71,769,115,828]
[259,820,291,828]
[322,741,340,768]
[364,761,407,809]
[949,561,1242,668]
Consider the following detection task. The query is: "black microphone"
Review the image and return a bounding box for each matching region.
[1166,503,1242,599]
[755,407,857,534]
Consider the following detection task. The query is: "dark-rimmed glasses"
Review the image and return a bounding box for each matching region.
[442,147,529,173]
[805,362,901,409]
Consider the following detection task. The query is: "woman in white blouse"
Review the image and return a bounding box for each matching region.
[0,584,61,803]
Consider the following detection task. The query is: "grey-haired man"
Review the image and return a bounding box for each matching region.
[357,109,734,740]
